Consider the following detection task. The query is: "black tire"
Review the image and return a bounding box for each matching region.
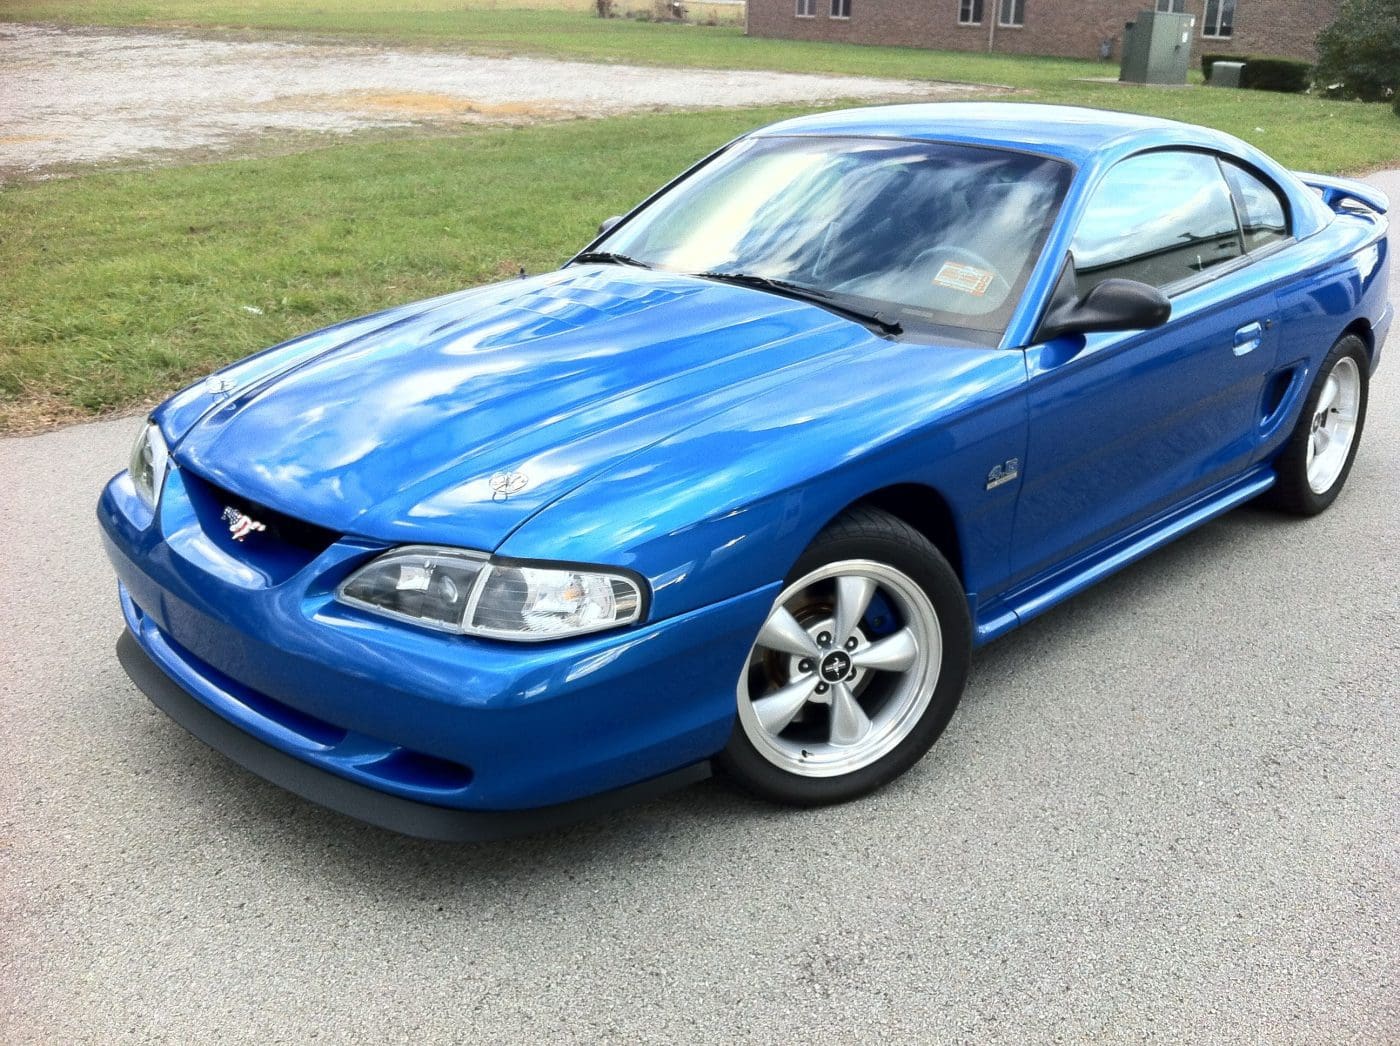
[717,506,972,806]
[1267,334,1370,516]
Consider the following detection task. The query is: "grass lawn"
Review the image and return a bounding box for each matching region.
[0,108,810,430]
[2,1,1397,430]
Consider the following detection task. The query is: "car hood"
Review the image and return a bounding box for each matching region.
[167,265,877,549]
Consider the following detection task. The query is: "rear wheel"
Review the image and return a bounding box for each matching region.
[1268,335,1369,515]
[718,507,971,806]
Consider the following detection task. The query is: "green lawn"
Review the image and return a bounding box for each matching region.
[3,2,1397,430]
[0,108,810,430]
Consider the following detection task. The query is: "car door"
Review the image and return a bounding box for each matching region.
[1007,149,1282,587]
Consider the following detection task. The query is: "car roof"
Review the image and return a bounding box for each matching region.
[751,102,1231,166]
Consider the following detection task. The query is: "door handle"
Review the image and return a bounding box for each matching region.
[1233,321,1264,357]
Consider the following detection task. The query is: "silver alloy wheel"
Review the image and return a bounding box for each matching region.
[1306,356,1362,494]
[736,559,941,778]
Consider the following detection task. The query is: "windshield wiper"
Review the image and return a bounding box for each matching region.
[693,271,902,336]
[573,251,652,269]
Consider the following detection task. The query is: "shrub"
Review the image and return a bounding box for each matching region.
[1202,53,1311,93]
[1394,90,1400,117]
[1240,57,1312,93]
[1314,0,1400,101]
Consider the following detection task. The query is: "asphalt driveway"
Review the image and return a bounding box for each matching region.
[1,173,1396,1044]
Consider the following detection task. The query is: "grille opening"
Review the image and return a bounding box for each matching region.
[179,470,340,560]
[207,484,340,553]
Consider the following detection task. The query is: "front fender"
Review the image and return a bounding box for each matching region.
[499,339,1029,622]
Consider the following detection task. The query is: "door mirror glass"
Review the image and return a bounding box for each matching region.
[597,215,624,236]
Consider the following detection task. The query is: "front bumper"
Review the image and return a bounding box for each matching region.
[100,465,779,831]
[116,629,710,840]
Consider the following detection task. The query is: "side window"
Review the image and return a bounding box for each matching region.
[1220,160,1289,252]
[1071,151,1243,293]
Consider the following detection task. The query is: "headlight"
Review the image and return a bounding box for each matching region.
[129,420,170,508]
[336,546,645,641]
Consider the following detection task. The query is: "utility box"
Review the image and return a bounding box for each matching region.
[1119,9,1197,85]
[1209,60,1245,87]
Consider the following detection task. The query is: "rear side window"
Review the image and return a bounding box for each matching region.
[1220,160,1289,252]
[1071,151,1244,292]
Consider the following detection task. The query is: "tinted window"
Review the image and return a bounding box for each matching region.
[1071,151,1243,292]
[1221,160,1288,252]
[600,136,1072,336]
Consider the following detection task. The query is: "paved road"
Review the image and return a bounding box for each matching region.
[3,173,1397,1044]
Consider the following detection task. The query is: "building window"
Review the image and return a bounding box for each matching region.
[1202,0,1235,37]
[796,0,815,16]
[1156,0,1185,11]
[830,0,850,17]
[958,0,983,24]
[997,0,1024,27]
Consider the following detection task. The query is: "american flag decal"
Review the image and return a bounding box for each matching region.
[221,506,267,542]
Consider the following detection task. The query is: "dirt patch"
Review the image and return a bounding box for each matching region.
[275,90,571,120]
[0,23,993,180]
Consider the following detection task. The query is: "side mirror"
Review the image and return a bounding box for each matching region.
[597,215,624,236]
[1038,277,1171,341]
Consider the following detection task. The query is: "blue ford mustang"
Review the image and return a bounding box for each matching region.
[100,103,1391,839]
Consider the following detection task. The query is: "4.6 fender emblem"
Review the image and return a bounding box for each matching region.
[986,458,1020,490]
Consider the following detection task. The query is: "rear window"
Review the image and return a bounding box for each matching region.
[1221,160,1289,252]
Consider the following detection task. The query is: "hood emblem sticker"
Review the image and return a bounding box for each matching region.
[489,470,529,501]
[221,506,267,542]
[203,375,236,398]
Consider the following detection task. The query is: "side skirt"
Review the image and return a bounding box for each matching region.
[974,466,1276,645]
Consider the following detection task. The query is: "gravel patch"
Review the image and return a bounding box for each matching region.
[0,23,978,178]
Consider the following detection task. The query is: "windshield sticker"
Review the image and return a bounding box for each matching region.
[933,262,994,297]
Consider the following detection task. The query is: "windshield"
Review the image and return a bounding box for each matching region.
[595,135,1072,338]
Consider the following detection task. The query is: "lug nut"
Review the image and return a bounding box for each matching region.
[845,637,858,650]
[817,631,831,646]
[798,659,813,673]
[847,670,857,680]
[815,683,828,694]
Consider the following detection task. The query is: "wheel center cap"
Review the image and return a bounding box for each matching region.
[819,651,851,683]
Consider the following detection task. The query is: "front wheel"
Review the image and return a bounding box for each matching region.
[718,507,971,806]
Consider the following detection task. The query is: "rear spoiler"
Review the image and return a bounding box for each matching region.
[1295,172,1390,215]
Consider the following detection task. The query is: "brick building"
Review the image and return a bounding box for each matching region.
[746,0,1341,64]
